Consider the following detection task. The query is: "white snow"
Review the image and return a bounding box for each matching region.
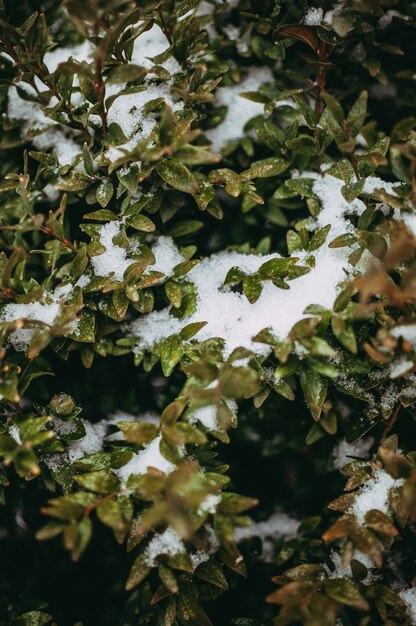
[91,221,132,282]
[0,284,77,352]
[351,468,404,523]
[124,172,410,358]
[131,23,181,75]
[390,357,414,379]
[151,236,184,275]
[67,419,108,461]
[9,424,21,445]
[399,588,416,624]
[235,511,300,562]
[188,397,237,431]
[114,434,176,482]
[104,25,184,160]
[332,437,373,470]
[197,494,221,515]
[391,325,416,346]
[206,66,273,153]
[145,527,185,566]
[378,10,410,29]
[402,213,416,237]
[326,549,380,584]
[43,40,94,73]
[304,7,323,25]
[127,173,401,356]
[90,225,181,283]
[190,550,210,568]
[105,80,183,160]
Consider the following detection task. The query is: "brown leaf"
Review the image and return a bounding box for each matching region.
[276,25,319,52]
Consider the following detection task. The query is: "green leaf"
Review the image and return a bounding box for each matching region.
[74,471,120,494]
[96,496,133,543]
[243,275,262,303]
[195,560,229,590]
[325,578,369,610]
[157,158,200,194]
[308,224,331,251]
[85,209,118,221]
[116,422,158,444]
[286,135,317,156]
[96,179,114,208]
[300,368,328,421]
[347,91,368,137]
[160,335,184,376]
[168,220,204,238]
[107,63,147,84]
[125,214,155,232]
[126,553,151,590]
[331,317,357,353]
[356,231,387,259]
[242,156,289,178]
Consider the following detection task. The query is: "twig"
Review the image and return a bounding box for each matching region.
[381,402,402,440]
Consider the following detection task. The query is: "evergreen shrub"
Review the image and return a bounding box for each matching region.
[0,1,416,624]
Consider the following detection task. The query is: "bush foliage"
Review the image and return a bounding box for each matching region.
[0,0,416,624]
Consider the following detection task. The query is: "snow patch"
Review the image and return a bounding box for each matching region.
[206,66,273,153]
[351,468,404,523]
[114,434,176,482]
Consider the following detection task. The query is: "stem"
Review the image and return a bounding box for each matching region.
[84,491,117,515]
[92,1,108,134]
[40,226,77,252]
[314,41,327,120]
[158,6,173,45]
[381,402,402,440]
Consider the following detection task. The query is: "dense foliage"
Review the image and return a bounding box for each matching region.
[0,0,416,624]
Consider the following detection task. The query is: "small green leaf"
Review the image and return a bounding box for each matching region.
[125,214,155,232]
[157,158,200,194]
[300,368,328,421]
[160,335,183,376]
[74,470,120,494]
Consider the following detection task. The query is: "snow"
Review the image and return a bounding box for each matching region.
[52,417,78,437]
[91,221,132,282]
[126,172,403,357]
[128,244,347,355]
[44,40,94,73]
[391,325,416,346]
[378,10,410,29]
[131,23,181,75]
[0,284,77,352]
[104,24,184,160]
[351,468,404,523]
[188,398,237,430]
[332,437,373,470]
[197,494,221,515]
[145,527,185,566]
[67,419,108,461]
[390,357,414,379]
[205,66,273,153]
[326,549,380,584]
[402,213,416,237]
[235,511,300,562]
[114,434,176,482]
[399,588,416,624]
[9,425,21,445]
[151,236,184,275]
[304,7,323,26]
[105,80,183,160]
[90,225,181,283]
[7,86,81,167]
[190,551,210,568]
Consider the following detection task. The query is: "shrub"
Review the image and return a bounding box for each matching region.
[0,1,416,624]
